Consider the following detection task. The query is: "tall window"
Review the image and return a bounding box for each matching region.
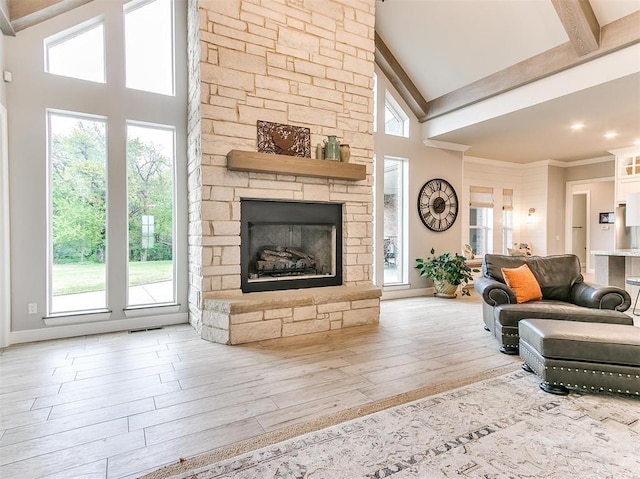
[48,112,107,313]
[502,188,513,254]
[384,93,409,137]
[127,123,175,306]
[43,0,184,317]
[384,158,408,285]
[469,186,494,256]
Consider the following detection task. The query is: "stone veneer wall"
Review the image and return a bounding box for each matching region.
[188,0,379,343]
[187,0,203,331]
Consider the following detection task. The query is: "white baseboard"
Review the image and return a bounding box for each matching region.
[8,313,189,345]
[382,287,433,300]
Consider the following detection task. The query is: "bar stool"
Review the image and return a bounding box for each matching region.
[626,277,640,316]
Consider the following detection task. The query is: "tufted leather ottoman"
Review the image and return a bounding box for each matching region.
[494,302,633,354]
[519,318,640,396]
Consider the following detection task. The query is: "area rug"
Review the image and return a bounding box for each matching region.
[145,370,640,478]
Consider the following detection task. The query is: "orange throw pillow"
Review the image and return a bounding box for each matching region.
[501,264,542,303]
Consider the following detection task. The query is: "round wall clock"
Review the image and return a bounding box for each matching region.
[417,178,458,232]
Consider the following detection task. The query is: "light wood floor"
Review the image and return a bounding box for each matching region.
[0,295,520,478]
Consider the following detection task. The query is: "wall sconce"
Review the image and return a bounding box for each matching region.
[526,208,536,224]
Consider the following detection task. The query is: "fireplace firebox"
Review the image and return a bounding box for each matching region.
[241,199,343,293]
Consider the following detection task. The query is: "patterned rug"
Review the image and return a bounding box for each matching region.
[146,370,640,478]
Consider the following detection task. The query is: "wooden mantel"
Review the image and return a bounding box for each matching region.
[227,150,366,181]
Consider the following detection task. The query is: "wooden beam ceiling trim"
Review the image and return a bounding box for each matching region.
[0,3,15,36]
[551,0,600,56]
[424,11,640,122]
[10,0,93,32]
[374,31,429,120]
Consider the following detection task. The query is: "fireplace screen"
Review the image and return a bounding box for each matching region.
[241,200,343,292]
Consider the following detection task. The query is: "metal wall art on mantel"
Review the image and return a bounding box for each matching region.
[257,120,311,158]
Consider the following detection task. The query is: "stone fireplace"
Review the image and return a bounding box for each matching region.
[188,0,380,344]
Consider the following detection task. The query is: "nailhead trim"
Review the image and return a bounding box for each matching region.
[520,345,640,395]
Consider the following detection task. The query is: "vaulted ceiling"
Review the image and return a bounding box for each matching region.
[4,0,639,164]
[375,0,640,163]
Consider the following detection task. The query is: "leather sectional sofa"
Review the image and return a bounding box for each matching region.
[474,254,633,354]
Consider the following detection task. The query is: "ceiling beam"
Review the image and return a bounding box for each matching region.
[374,31,429,120]
[9,0,93,32]
[424,10,640,121]
[0,1,15,36]
[551,0,600,56]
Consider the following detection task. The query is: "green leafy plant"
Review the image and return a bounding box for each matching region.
[415,248,478,296]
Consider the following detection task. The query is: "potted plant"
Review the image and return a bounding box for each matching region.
[415,248,479,297]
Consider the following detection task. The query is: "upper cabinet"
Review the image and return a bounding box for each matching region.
[618,153,640,178]
[612,147,640,205]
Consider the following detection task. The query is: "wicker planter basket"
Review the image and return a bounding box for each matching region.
[433,279,458,298]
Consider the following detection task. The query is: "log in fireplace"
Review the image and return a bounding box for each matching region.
[240,199,343,293]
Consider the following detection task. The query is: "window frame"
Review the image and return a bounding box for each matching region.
[469,206,494,257]
[46,109,110,315]
[125,120,177,307]
[383,156,409,286]
[384,92,409,138]
[44,16,106,84]
[124,0,176,96]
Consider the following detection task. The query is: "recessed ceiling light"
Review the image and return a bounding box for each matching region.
[604,132,618,139]
[570,123,585,130]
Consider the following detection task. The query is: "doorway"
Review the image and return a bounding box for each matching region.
[571,192,588,271]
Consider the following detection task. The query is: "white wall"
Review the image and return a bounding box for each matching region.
[0,27,6,105]
[519,163,548,255]
[588,182,616,258]
[374,65,464,296]
[565,157,615,182]
[546,165,565,255]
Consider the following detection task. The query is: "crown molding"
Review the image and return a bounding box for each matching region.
[464,154,613,169]
[608,145,640,156]
[423,139,470,152]
[463,156,523,169]
[555,155,614,167]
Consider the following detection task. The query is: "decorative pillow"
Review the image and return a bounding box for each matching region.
[508,246,532,257]
[501,264,542,303]
[463,243,475,260]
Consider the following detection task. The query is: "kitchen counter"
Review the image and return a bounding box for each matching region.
[592,249,640,257]
[591,250,640,288]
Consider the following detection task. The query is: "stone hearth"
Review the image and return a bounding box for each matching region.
[203,285,381,344]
